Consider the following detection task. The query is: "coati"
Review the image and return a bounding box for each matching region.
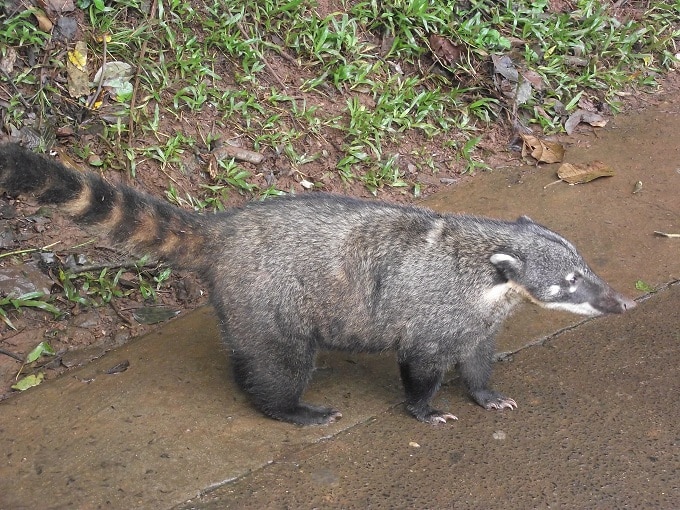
[0,143,636,425]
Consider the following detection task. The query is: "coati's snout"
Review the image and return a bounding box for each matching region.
[590,286,637,315]
[551,271,637,316]
[490,247,636,317]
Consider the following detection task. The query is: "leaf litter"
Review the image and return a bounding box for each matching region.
[520,134,565,164]
[557,161,615,184]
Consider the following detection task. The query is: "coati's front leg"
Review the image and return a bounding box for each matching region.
[399,357,458,424]
[458,336,517,411]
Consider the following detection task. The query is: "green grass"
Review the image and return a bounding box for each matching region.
[1,0,678,204]
[0,292,61,330]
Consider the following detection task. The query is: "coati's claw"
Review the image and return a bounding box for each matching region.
[428,413,458,425]
[327,410,343,423]
[412,408,458,425]
[484,397,517,410]
[439,412,459,423]
[471,390,517,411]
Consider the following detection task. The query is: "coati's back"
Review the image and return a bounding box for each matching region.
[0,142,441,274]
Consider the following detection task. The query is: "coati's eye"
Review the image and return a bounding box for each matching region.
[566,272,580,285]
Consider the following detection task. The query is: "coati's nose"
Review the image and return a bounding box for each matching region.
[620,296,637,311]
[596,290,637,314]
[613,293,636,313]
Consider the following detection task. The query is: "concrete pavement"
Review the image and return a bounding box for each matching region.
[1,90,679,509]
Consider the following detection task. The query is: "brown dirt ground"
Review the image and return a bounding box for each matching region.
[0,1,677,399]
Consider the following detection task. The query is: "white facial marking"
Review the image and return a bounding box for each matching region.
[565,272,579,293]
[490,253,518,265]
[542,301,601,316]
[483,283,511,304]
[548,285,561,296]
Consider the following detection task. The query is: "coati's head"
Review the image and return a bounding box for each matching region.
[490,216,636,316]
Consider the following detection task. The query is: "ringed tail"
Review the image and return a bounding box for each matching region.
[0,143,210,270]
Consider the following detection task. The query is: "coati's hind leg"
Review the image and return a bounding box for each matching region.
[230,341,342,426]
[399,355,458,424]
[458,337,517,411]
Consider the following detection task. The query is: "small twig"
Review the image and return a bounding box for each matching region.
[127,0,159,148]
[273,47,299,67]
[109,299,133,326]
[68,238,97,250]
[212,143,264,165]
[0,68,31,108]
[68,260,158,275]
[0,348,24,362]
[87,32,108,110]
[0,241,62,259]
[654,231,680,238]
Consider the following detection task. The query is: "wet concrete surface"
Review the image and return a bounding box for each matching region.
[1,92,679,508]
[177,285,680,509]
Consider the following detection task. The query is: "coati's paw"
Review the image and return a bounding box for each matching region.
[408,405,458,425]
[269,403,342,426]
[484,398,517,410]
[471,390,517,411]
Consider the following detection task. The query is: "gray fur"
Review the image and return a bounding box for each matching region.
[0,143,635,425]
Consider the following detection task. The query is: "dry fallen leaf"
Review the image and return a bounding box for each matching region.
[520,134,565,164]
[67,42,87,71]
[557,161,614,184]
[93,61,134,101]
[564,109,608,135]
[66,41,89,98]
[491,54,519,81]
[429,34,462,67]
[520,69,544,91]
[0,47,17,74]
[32,9,54,32]
[105,360,130,374]
[207,154,219,181]
[43,0,76,14]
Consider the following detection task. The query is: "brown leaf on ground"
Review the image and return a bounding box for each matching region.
[548,0,576,13]
[520,134,565,163]
[564,109,608,135]
[429,34,462,67]
[212,144,264,165]
[557,161,615,184]
[520,69,544,91]
[43,0,76,15]
[0,48,17,74]
[491,54,519,81]
[207,154,219,181]
[32,9,54,31]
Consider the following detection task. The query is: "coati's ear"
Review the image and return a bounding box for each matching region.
[490,253,523,280]
[517,215,535,224]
